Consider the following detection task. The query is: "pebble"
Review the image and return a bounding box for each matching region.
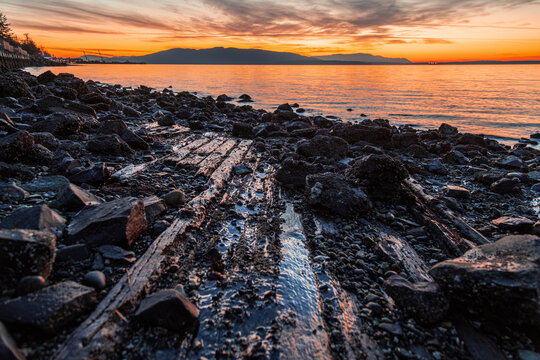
[16,275,46,295]
[163,189,185,207]
[82,271,107,290]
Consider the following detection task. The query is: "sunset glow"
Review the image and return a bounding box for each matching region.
[1,0,540,62]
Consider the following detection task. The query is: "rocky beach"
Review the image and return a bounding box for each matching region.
[0,68,539,360]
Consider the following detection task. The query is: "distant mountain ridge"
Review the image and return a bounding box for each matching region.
[82,47,412,65]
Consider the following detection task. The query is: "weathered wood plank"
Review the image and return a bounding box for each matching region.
[175,137,226,169]
[54,141,252,360]
[196,139,237,177]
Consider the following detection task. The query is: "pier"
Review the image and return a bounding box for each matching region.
[0,39,31,72]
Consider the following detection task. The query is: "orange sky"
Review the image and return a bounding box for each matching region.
[1,0,540,62]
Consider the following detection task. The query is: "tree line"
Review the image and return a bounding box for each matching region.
[0,11,45,57]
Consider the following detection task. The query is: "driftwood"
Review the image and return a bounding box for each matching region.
[175,137,226,169]
[196,139,237,177]
[405,178,490,246]
[54,141,252,360]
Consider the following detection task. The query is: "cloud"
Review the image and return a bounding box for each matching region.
[423,38,454,44]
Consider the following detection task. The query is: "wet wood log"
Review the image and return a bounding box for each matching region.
[405,178,490,246]
[54,141,252,360]
[196,139,237,177]
[175,137,226,169]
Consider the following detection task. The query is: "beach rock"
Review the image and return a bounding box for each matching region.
[87,134,134,156]
[82,271,106,290]
[443,185,471,199]
[492,216,535,233]
[163,190,185,207]
[135,289,199,333]
[384,275,448,326]
[0,229,56,288]
[22,176,69,194]
[24,144,54,165]
[67,197,147,247]
[491,177,521,194]
[312,116,334,128]
[30,132,59,151]
[0,183,28,202]
[305,172,370,217]
[123,105,141,118]
[392,132,418,148]
[144,195,168,223]
[423,158,447,174]
[0,161,35,181]
[276,158,322,186]
[30,113,82,138]
[56,183,103,211]
[232,122,254,139]
[55,74,89,96]
[79,92,110,105]
[0,205,66,235]
[69,164,111,185]
[157,114,175,126]
[456,133,485,147]
[0,322,25,360]
[532,183,540,193]
[0,114,18,134]
[0,75,34,99]
[216,94,232,102]
[37,70,57,84]
[443,150,469,165]
[474,170,506,185]
[439,123,458,137]
[332,124,392,146]
[55,244,90,264]
[35,95,65,114]
[98,119,127,135]
[277,103,293,111]
[347,154,408,200]
[430,235,540,327]
[51,86,77,100]
[0,281,96,334]
[238,94,253,102]
[16,276,46,296]
[297,135,349,160]
[97,245,136,263]
[0,131,34,163]
[496,155,524,170]
[121,129,149,150]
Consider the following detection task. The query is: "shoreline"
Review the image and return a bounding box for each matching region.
[0,69,539,359]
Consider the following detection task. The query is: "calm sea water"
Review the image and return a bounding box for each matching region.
[26,64,540,142]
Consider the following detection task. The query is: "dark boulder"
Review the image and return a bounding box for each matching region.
[0,281,96,334]
[430,235,540,328]
[0,229,56,289]
[51,86,77,100]
[54,74,89,96]
[135,289,199,333]
[29,113,82,138]
[312,116,334,129]
[87,134,134,156]
[277,103,293,111]
[0,131,34,163]
[384,275,449,326]
[491,177,521,194]
[30,132,59,151]
[22,175,69,193]
[24,144,54,165]
[238,94,253,102]
[305,172,371,217]
[37,70,57,84]
[67,197,147,247]
[456,133,485,147]
[332,124,392,147]
[232,122,254,139]
[0,75,34,99]
[55,244,90,264]
[144,195,168,223]
[492,216,535,233]
[56,183,103,211]
[98,119,127,135]
[79,92,111,105]
[98,245,136,263]
[69,164,112,185]
[347,154,408,200]
[0,183,28,203]
[392,132,418,148]
[35,95,65,114]
[0,162,34,182]
[216,94,233,101]
[297,135,349,160]
[276,158,323,186]
[496,155,524,170]
[439,123,458,137]
[0,205,66,235]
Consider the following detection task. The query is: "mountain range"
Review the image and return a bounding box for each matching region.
[78,47,412,65]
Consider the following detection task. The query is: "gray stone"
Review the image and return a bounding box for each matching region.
[496,155,524,170]
[67,197,147,247]
[384,275,448,326]
[443,185,471,199]
[82,271,106,290]
[0,131,34,163]
[0,205,66,235]
[97,245,136,263]
[56,183,103,211]
[144,196,168,223]
[0,281,96,334]
[163,190,185,207]
[430,235,540,327]
[22,175,69,193]
[492,216,535,233]
[87,134,133,156]
[491,177,521,194]
[0,322,25,360]
[135,289,199,333]
[306,172,371,217]
[16,276,46,295]
[0,183,28,202]
[55,244,90,264]
[69,164,111,185]
[439,123,458,137]
[297,135,349,160]
[29,113,82,138]
[0,229,56,289]
[423,158,447,175]
[531,183,540,193]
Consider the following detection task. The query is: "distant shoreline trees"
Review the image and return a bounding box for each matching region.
[1,11,44,57]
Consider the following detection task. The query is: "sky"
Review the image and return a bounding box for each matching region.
[1,0,540,62]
